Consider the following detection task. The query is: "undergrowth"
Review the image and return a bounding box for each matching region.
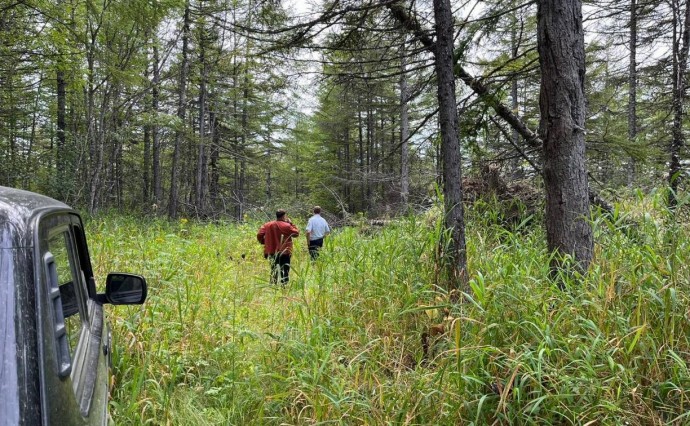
[91,190,690,425]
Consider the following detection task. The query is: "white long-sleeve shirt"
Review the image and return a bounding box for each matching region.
[306,214,331,241]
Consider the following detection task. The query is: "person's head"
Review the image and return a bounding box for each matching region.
[276,209,287,220]
[313,206,321,214]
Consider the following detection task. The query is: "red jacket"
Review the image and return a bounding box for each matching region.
[257,220,300,255]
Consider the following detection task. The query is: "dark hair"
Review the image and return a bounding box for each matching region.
[313,206,321,214]
[276,209,287,219]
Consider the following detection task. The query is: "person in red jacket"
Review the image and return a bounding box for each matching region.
[257,209,300,286]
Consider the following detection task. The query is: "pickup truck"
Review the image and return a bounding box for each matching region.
[0,186,147,425]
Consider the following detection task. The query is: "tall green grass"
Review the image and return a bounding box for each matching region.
[90,192,690,425]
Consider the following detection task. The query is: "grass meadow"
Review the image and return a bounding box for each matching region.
[90,191,690,425]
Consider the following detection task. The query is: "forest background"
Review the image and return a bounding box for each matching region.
[3,0,690,424]
[3,0,684,222]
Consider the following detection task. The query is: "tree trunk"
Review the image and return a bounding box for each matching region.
[143,61,151,203]
[510,21,521,177]
[56,67,67,200]
[344,122,352,210]
[184,113,195,207]
[537,0,593,272]
[89,89,108,213]
[358,108,365,211]
[116,95,126,210]
[7,75,17,188]
[668,0,690,208]
[379,110,386,204]
[144,124,150,202]
[239,75,249,222]
[366,104,373,210]
[26,73,42,188]
[196,38,208,216]
[113,96,124,210]
[210,109,220,210]
[104,85,122,209]
[152,43,162,206]
[169,3,191,219]
[265,144,272,202]
[627,0,638,187]
[85,4,102,213]
[232,53,240,220]
[433,0,468,289]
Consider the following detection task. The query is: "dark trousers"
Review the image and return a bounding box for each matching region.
[308,238,324,260]
[267,253,291,285]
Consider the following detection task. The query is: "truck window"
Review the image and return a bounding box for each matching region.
[46,230,87,362]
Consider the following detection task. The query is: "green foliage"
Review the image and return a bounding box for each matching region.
[96,191,690,424]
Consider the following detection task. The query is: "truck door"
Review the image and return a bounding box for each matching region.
[37,213,108,425]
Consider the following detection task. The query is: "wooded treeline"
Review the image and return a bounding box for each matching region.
[0,0,295,220]
[1,1,689,239]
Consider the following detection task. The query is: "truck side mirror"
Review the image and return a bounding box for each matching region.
[105,273,147,305]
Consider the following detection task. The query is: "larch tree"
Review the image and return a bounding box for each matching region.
[668,0,690,208]
[628,0,638,186]
[400,38,410,207]
[433,0,468,287]
[169,2,192,219]
[537,0,593,272]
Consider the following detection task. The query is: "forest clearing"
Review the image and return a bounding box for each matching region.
[4,0,690,423]
[94,192,690,425]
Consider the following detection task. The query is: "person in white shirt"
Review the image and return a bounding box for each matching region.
[305,206,331,260]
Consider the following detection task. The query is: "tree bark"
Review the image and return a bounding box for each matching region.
[26,73,42,188]
[210,108,220,210]
[143,61,151,203]
[6,74,17,188]
[627,0,637,187]
[86,35,97,213]
[537,0,593,272]
[232,39,240,220]
[433,0,468,288]
[510,21,521,176]
[265,144,272,202]
[152,42,162,206]
[195,36,208,216]
[366,103,373,210]
[668,0,690,208]
[144,124,150,202]
[89,88,108,213]
[56,67,67,200]
[169,3,191,219]
[239,72,249,222]
[112,91,124,210]
[344,120,352,210]
[358,108,365,210]
[85,1,105,213]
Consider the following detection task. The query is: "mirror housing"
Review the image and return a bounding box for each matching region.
[104,273,147,305]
